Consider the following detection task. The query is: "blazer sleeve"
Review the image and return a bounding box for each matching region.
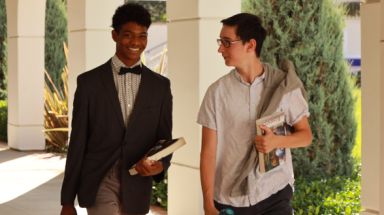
[153,79,173,183]
[61,76,89,205]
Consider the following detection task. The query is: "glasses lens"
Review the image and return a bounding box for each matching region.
[223,41,230,48]
[217,39,221,46]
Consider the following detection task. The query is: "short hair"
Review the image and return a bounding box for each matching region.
[221,13,267,58]
[112,3,152,34]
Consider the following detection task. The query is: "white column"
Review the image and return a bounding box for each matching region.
[380,1,384,214]
[361,1,383,214]
[6,0,46,150]
[167,1,240,214]
[67,0,116,135]
[117,0,124,6]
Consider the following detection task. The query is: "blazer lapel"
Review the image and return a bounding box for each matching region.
[125,66,153,133]
[99,59,125,130]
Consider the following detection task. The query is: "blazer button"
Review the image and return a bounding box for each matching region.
[123,142,127,146]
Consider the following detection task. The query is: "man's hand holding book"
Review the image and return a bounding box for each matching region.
[135,157,164,176]
[254,124,283,154]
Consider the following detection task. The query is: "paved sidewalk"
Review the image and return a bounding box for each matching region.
[0,144,160,215]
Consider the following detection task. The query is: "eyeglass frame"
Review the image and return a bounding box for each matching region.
[217,39,242,48]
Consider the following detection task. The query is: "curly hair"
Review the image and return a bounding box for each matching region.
[112,3,152,34]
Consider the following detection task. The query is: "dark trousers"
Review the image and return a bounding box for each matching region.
[214,184,293,215]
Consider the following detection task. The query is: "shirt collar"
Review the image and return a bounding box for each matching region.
[112,54,142,74]
[234,65,265,86]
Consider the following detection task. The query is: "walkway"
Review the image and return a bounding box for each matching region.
[0,142,162,215]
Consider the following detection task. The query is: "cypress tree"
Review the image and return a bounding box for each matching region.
[45,0,67,91]
[0,0,7,100]
[242,0,357,177]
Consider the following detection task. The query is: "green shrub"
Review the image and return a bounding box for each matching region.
[151,172,168,210]
[0,100,7,142]
[45,0,68,93]
[0,0,7,100]
[351,89,361,163]
[292,163,361,215]
[243,0,357,178]
[350,71,361,87]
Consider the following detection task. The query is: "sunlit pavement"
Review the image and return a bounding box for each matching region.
[0,144,158,215]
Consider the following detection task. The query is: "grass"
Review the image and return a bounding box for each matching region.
[351,88,361,162]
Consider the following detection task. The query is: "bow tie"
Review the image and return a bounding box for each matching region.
[119,66,142,75]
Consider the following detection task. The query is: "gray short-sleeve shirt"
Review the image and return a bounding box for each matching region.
[197,66,310,207]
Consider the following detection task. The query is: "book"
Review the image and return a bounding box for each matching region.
[129,137,186,175]
[256,111,293,173]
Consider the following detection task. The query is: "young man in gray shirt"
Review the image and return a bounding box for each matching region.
[198,13,313,215]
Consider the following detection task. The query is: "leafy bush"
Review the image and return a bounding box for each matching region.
[0,100,7,141]
[0,0,7,100]
[292,163,361,215]
[43,42,69,153]
[45,0,68,93]
[151,172,168,210]
[350,71,361,87]
[351,89,361,163]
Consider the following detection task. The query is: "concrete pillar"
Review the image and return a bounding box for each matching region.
[67,0,117,134]
[6,0,46,150]
[380,1,384,214]
[361,0,384,214]
[166,1,240,214]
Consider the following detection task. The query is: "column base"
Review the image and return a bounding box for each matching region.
[8,124,45,150]
[168,163,203,215]
[361,209,379,215]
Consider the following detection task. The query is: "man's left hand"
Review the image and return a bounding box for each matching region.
[135,157,164,176]
[254,125,281,153]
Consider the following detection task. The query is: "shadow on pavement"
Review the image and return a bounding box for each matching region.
[0,173,65,215]
[0,146,28,165]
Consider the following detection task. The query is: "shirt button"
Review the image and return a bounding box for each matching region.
[128,104,131,107]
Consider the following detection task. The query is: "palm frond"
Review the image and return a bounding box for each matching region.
[43,41,69,152]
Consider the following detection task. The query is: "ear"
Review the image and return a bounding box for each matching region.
[247,39,257,53]
[112,30,118,42]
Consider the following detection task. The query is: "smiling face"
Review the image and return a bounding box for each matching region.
[218,25,248,67]
[112,21,148,67]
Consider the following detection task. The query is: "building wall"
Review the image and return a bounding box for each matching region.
[344,17,361,60]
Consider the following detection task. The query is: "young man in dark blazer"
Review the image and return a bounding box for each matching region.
[60,3,172,215]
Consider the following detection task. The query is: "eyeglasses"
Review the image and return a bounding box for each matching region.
[217,39,242,48]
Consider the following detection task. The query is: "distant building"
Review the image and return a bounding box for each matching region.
[337,0,361,73]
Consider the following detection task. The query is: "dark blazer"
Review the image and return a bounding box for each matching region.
[61,59,172,214]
